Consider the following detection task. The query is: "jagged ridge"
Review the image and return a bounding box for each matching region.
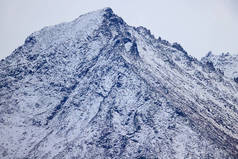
[0,8,238,159]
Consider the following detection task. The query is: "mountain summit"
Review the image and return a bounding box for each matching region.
[0,8,238,159]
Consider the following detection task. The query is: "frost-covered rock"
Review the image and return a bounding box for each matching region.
[202,52,238,83]
[0,8,238,159]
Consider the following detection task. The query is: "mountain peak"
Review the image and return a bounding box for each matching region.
[20,7,126,54]
[1,8,238,158]
[102,7,113,13]
[202,52,238,80]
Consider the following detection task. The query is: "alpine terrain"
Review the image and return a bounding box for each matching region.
[0,8,238,159]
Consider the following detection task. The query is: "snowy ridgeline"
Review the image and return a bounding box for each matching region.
[202,52,238,82]
[0,8,238,159]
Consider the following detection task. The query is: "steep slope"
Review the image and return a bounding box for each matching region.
[0,8,238,159]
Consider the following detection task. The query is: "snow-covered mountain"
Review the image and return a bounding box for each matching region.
[0,8,238,159]
[202,52,238,83]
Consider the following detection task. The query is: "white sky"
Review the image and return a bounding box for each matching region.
[0,0,238,59]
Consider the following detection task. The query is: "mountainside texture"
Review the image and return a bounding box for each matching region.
[0,8,238,159]
[202,52,238,83]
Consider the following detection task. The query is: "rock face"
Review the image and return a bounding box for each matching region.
[0,8,238,159]
[202,52,238,83]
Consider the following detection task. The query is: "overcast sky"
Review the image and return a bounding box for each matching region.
[0,0,238,59]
